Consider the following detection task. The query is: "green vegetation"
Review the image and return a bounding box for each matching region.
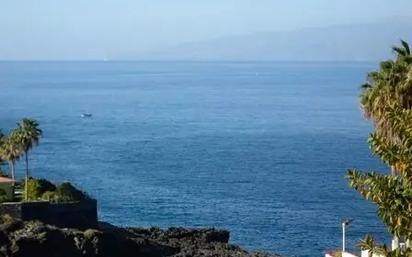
[15,119,42,201]
[0,130,23,180]
[25,178,56,201]
[55,182,90,202]
[0,189,9,203]
[347,41,412,256]
[0,118,42,185]
[24,178,89,203]
[0,119,89,204]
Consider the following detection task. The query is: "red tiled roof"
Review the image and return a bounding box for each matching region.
[0,177,15,183]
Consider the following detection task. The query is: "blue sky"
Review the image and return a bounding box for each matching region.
[1,0,411,60]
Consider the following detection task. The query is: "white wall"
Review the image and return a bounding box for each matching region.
[342,252,359,257]
[361,250,385,257]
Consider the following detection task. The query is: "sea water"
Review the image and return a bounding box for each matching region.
[0,61,387,257]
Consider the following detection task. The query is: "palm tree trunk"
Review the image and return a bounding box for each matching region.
[390,164,399,250]
[391,165,396,176]
[25,152,29,201]
[10,161,15,180]
[25,152,29,177]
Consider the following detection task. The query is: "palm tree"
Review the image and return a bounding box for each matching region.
[393,40,411,57]
[360,41,412,132]
[360,41,412,177]
[0,132,23,180]
[0,131,6,175]
[351,41,412,252]
[15,119,42,201]
[359,235,381,257]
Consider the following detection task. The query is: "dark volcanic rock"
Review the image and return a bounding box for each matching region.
[0,217,283,257]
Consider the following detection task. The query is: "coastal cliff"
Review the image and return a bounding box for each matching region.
[0,216,282,257]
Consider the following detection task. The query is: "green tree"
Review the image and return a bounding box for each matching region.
[360,40,412,125]
[0,131,4,146]
[0,131,7,175]
[360,40,412,176]
[25,178,56,201]
[15,119,42,200]
[0,132,22,180]
[347,41,412,256]
[347,170,412,239]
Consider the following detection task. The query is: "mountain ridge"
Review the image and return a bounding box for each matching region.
[125,21,412,61]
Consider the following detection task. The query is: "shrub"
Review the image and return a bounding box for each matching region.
[56,182,89,202]
[0,189,8,203]
[41,191,58,202]
[23,178,90,203]
[37,179,57,192]
[25,178,57,201]
[25,179,41,200]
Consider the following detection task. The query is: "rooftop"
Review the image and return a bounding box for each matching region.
[0,177,15,183]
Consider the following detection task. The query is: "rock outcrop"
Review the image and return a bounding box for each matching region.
[0,217,283,257]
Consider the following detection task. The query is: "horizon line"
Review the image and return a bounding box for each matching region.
[0,59,378,63]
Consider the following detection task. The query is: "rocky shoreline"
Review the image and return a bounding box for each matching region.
[0,216,283,257]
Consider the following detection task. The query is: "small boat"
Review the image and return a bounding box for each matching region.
[81,113,93,118]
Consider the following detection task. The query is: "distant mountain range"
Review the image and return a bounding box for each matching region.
[130,21,412,61]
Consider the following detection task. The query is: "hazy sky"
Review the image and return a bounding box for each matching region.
[1,0,411,60]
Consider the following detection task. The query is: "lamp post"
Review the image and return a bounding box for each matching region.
[342,219,354,252]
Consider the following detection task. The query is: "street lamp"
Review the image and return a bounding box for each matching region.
[342,219,354,252]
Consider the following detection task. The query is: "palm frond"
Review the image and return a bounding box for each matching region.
[401,40,411,55]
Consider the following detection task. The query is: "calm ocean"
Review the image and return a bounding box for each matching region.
[0,61,387,257]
